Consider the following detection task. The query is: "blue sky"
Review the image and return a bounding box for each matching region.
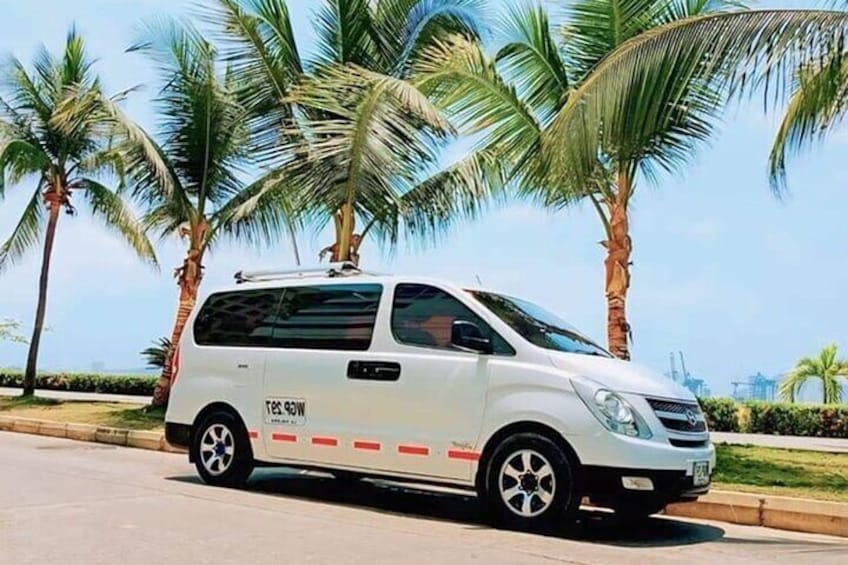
[0,0,844,396]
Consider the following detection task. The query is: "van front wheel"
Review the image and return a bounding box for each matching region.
[480,433,580,528]
[192,411,254,488]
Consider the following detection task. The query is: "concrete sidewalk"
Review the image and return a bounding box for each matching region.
[0,387,148,404]
[711,432,848,453]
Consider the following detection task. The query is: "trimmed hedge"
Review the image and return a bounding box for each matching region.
[0,372,155,396]
[699,397,741,433]
[699,397,848,438]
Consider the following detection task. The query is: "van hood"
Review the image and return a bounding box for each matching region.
[547,352,695,400]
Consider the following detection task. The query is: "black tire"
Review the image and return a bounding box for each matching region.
[191,410,254,488]
[479,432,580,529]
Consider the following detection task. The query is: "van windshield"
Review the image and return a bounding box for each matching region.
[469,291,611,358]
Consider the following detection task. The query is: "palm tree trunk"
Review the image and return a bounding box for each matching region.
[151,248,203,407]
[22,201,61,397]
[337,203,354,262]
[604,172,633,361]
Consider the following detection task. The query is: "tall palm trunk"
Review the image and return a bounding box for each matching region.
[22,195,61,397]
[604,171,633,361]
[151,246,204,407]
[337,203,354,263]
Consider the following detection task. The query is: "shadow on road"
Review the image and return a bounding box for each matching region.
[168,467,726,548]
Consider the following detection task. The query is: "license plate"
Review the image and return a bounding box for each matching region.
[692,461,710,486]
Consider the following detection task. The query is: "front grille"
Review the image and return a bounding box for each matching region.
[646,398,699,414]
[660,416,707,433]
[645,397,709,440]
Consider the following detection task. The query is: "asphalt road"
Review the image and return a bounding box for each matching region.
[2,433,847,565]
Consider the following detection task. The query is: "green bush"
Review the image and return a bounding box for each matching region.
[0,371,155,396]
[699,397,741,432]
[697,397,848,438]
[743,401,848,438]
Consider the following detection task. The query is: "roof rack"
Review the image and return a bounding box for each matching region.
[234,262,374,284]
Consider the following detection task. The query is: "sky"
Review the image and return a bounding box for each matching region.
[0,0,844,397]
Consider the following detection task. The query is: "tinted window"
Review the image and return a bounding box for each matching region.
[194,289,282,347]
[391,284,514,355]
[470,291,610,357]
[269,284,382,351]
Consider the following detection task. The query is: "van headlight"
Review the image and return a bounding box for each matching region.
[573,380,652,439]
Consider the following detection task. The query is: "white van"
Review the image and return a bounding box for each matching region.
[165,264,714,527]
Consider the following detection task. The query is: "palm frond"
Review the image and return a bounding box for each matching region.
[373,0,484,76]
[544,10,848,190]
[414,35,540,166]
[496,2,569,122]
[379,146,507,246]
[769,56,848,194]
[211,165,304,249]
[0,182,44,272]
[80,178,159,268]
[314,0,378,68]
[203,0,304,161]
[0,138,50,195]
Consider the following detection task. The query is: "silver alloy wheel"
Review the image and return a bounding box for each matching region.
[498,449,556,518]
[200,423,235,477]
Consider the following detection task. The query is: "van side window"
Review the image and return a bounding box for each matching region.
[194,289,282,347]
[391,284,514,355]
[269,284,382,351]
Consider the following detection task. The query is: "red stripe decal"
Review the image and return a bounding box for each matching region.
[312,436,338,447]
[353,441,381,451]
[448,450,481,461]
[398,445,429,456]
[272,433,297,443]
[248,431,259,439]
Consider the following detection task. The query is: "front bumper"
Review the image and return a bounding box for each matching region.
[581,464,710,508]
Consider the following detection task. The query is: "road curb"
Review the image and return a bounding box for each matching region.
[0,415,186,454]
[665,491,848,538]
[1,414,845,538]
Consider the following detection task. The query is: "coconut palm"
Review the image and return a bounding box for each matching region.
[780,344,847,404]
[414,1,747,359]
[0,29,157,396]
[122,21,295,406]
[141,336,172,370]
[205,0,502,266]
[419,2,848,360]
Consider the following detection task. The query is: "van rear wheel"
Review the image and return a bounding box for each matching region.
[192,411,254,488]
[480,433,580,529]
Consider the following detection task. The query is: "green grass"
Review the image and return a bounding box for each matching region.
[713,444,848,502]
[0,396,164,431]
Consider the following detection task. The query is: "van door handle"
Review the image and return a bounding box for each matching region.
[347,361,401,382]
[237,363,249,369]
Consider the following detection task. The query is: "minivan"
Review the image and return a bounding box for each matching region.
[165,263,714,528]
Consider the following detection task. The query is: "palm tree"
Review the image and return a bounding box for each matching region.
[141,337,172,370]
[421,2,848,360]
[0,319,26,343]
[206,0,501,266]
[0,29,157,396]
[780,344,847,404]
[121,21,296,406]
[414,1,746,360]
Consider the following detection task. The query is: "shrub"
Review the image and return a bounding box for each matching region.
[699,397,741,432]
[0,371,155,396]
[744,401,848,438]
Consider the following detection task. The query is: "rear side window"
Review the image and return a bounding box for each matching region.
[269,284,382,351]
[194,289,282,347]
[391,284,514,355]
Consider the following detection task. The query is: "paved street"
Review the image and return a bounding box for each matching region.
[2,432,847,564]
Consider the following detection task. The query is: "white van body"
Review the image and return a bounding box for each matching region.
[165,265,714,525]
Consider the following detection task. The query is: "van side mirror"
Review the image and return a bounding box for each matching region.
[451,320,494,355]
